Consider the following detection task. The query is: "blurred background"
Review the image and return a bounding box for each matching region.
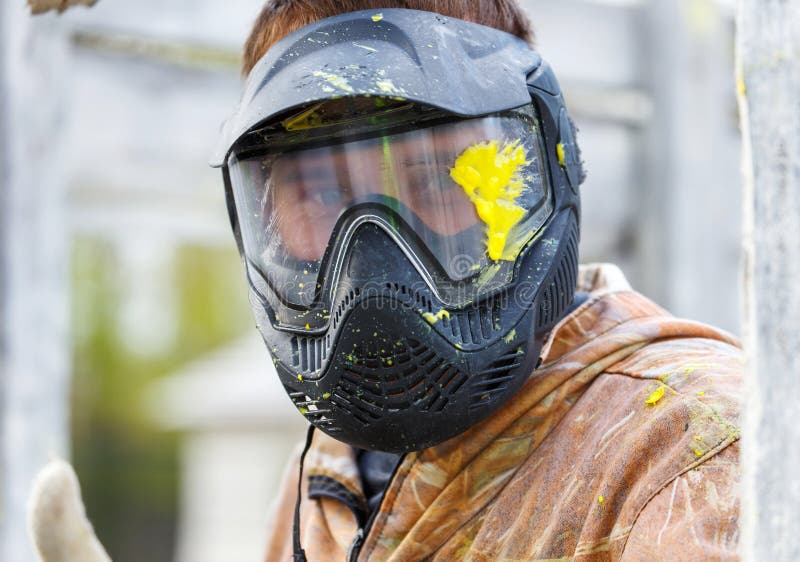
[1,0,741,561]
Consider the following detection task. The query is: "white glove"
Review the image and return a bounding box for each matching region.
[28,459,112,562]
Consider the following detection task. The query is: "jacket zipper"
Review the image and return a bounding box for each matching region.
[347,454,406,562]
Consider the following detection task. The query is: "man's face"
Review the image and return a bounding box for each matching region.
[267,119,488,261]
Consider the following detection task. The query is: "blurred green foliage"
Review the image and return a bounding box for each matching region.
[71,237,252,562]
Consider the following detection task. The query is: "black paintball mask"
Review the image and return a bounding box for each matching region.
[212,8,583,454]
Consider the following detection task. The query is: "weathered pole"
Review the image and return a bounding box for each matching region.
[737,0,800,560]
[1,5,71,562]
[27,0,97,15]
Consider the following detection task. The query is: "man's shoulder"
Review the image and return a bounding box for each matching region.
[497,309,744,559]
[604,325,743,405]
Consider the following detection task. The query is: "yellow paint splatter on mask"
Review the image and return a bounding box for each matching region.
[645,385,665,405]
[503,329,517,343]
[556,142,567,167]
[450,140,528,261]
[371,13,383,22]
[353,42,377,53]
[422,309,451,324]
[376,79,399,93]
[312,71,355,93]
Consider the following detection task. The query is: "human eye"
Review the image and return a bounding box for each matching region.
[309,186,345,207]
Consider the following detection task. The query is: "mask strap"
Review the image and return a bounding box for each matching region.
[293,424,316,562]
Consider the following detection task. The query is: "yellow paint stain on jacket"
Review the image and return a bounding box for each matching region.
[645,385,666,405]
[450,140,528,261]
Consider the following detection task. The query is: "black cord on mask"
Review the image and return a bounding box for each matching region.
[293,425,316,562]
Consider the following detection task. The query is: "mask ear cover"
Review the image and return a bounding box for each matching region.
[219,9,582,454]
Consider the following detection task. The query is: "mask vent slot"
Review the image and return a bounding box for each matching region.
[382,283,433,312]
[328,338,467,426]
[469,349,523,409]
[332,288,360,330]
[447,296,505,346]
[536,222,579,331]
[288,391,338,432]
[290,336,329,373]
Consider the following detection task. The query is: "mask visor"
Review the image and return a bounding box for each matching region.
[228,105,552,312]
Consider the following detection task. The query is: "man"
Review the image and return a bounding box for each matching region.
[212,2,742,560]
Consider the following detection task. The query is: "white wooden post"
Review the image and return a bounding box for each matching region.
[738,1,800,560]
[0,5,71,562]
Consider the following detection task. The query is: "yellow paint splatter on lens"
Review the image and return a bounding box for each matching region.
[450,140,528,261]
[371,13,384,22]
[312,71,355,93]
[645,385,665,405]
[283,105,324,131]
[422,309,451,324]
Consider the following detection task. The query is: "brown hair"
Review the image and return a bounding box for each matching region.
[242,0,534,76]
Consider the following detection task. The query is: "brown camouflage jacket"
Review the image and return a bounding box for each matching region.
[265,264,742,561]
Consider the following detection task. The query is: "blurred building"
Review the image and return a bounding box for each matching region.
[1,0,741,560]
[145,335,305,562]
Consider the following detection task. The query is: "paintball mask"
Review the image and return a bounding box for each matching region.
[212,9,583,454]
